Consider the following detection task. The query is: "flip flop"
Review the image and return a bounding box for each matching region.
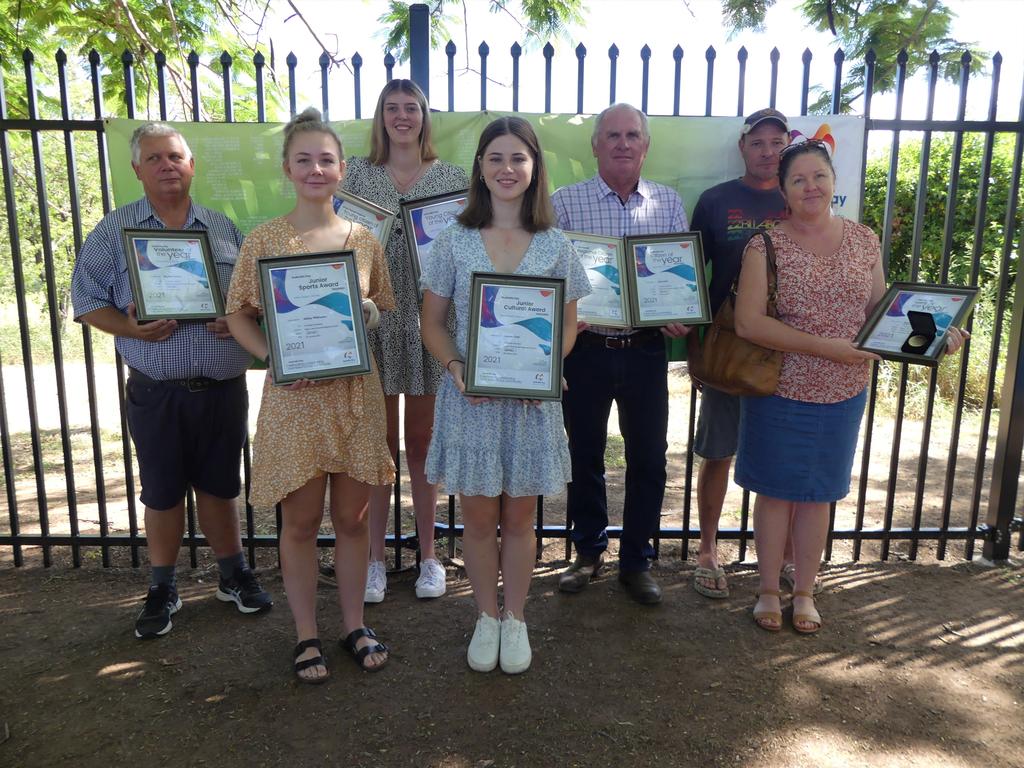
[692,565,729,599]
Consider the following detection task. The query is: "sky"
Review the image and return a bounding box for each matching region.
[259,0,1024,125]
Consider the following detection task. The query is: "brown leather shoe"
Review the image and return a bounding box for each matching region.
[618,569,662,605]
[558,553,604,593]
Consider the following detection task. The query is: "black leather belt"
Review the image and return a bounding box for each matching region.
[577,328,662,350]
[128,369,242,393]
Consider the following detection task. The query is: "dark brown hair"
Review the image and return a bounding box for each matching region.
[368,79,438,165]
[458,117,554,232]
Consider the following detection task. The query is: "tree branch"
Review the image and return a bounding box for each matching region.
[454,65,509,90]
[463,0,470,71]
[491,1,537,37]
[284,0,351,74]
[907,0,940,49]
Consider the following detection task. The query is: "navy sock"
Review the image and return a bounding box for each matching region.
[217,551,247,580]
[150,565,177,592]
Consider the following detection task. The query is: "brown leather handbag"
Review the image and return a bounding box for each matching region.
[687,231,782,397]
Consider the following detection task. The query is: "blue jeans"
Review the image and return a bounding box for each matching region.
[562,331,669,572]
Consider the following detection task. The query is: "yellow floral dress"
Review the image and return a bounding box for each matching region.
[226,217,397,509]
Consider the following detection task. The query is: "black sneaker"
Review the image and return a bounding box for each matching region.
[134,583,182,640]
[216,568,273,614]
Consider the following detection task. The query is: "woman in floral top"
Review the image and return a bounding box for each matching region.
[734,140,966,634]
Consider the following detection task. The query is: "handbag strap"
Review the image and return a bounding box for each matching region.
[723,229,780,320]
[759,230,779,318]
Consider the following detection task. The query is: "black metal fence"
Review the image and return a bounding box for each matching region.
[0,4,1021,570]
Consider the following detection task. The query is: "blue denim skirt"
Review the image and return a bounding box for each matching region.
[735,389,867,503]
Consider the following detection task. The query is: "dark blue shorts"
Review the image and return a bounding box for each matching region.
[125,373,248,510]
[735,389,867,503]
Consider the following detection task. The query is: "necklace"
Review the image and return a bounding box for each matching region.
[386,160,427,193]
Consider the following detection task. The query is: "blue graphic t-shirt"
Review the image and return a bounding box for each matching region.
[691,179,787,314]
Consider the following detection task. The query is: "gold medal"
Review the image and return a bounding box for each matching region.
[906,334,929,349]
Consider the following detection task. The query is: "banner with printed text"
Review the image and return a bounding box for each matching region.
[107,112,865,234]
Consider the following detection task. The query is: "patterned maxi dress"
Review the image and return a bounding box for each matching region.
[226,217,397,509]
[340,157,469,395]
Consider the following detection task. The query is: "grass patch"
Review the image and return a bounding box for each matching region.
[0,316,117,366]
[7,427,125,476]
[605,434,626,469]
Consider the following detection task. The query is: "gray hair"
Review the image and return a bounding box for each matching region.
[591,103,650,147]
[130,123,192,165]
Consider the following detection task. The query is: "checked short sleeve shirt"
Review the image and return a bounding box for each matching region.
[552,173,688,333]
[71,196,252,381]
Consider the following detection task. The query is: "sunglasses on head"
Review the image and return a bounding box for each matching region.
[779,138,831,158]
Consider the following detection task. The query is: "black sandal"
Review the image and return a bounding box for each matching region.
[293,638,328,684]
[341,627,389,672]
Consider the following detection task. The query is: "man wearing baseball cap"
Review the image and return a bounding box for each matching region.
[689,107,794,599]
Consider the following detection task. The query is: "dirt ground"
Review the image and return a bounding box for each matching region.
[2,367,1024,767]
[1,546,1023,768]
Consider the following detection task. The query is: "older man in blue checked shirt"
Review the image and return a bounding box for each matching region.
[71,123,271,639]
[553,103,690,605]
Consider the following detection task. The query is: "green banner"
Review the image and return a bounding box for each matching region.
[107,112,866,234]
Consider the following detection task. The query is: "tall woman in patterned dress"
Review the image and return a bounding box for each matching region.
[226,108,396,682]
[420,117,590,674]
[339,80,468,603]
[733,140,966,634]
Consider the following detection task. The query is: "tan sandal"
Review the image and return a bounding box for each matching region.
[753,589,782,632]
[792,590,822,634]
[780,563,823,595]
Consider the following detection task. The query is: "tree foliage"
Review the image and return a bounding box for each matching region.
[720,0,988,113]
[861,134,1020,408]
[0,0,286,121]
[862,134,1020,300]
[377,0,586,63]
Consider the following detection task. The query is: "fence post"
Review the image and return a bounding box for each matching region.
[409,3,430,98]
[983,251,1024,562]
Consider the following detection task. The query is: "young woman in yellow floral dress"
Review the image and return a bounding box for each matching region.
[226,108,395,682]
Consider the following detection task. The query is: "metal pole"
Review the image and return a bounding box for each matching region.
[983,284,1024,562]
[409,3,430,98]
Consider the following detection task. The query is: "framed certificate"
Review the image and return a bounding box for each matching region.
[121,229,224,321]
[464,272,566,401]
[565,231,632,328]
[399,189,469,294]
[257,251,372,384]
[855,282,978,365]
[333,190,396,248]
[623,232,712,327]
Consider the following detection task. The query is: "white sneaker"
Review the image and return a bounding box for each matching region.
[466,612,501,672]
[499,611,532,674]
[414,558,447,599]
[364,560,386,604]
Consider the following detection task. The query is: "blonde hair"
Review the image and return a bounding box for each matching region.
[281,107,343,163]
[368,79,438,165]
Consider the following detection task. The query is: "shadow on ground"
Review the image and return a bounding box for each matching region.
[1,553,1022,767]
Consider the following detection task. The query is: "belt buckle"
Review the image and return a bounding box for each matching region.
[186,377,211,393]
[604,336,629,350]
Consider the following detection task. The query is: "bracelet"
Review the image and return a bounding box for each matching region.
[445,358,464,372]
